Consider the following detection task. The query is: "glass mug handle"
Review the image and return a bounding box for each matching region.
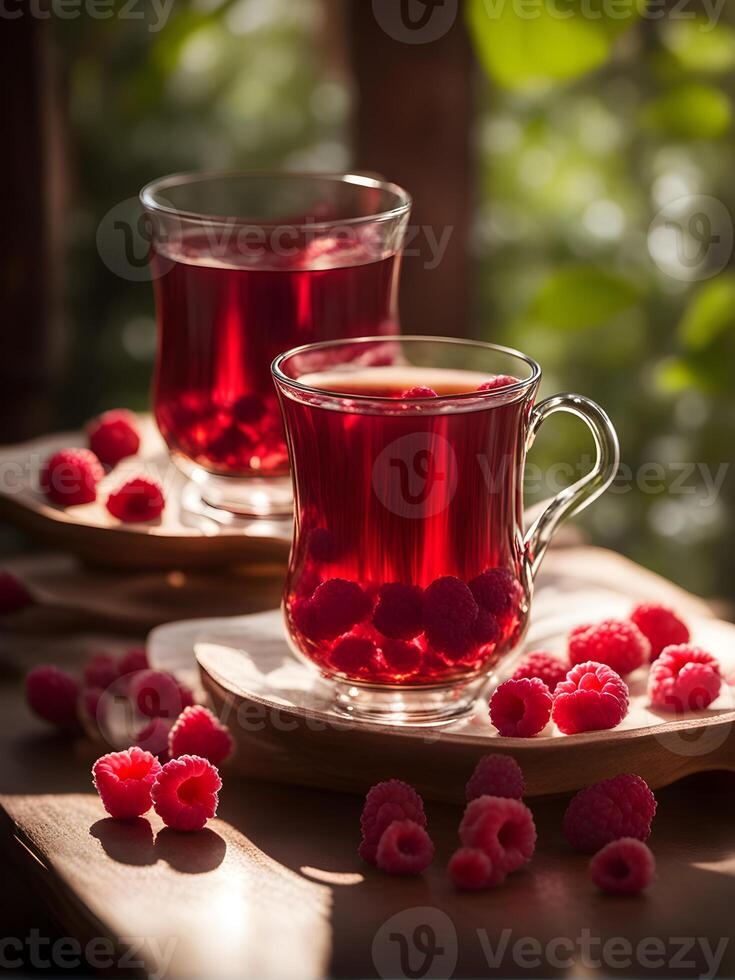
[523,393,620,578]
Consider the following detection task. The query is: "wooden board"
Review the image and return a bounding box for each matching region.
[147,548,735,802]
[0,416,291,570]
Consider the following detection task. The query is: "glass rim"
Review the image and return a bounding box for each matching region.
[139,170,412,229]
[271,335,542,404]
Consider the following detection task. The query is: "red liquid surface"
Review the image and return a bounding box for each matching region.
[279,367,534,686]
[151,237,400,476]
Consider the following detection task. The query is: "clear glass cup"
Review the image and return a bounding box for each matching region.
[272,336,620,725]
[140,172,411,519]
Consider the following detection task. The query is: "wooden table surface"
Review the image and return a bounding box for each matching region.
[1,550,734,980]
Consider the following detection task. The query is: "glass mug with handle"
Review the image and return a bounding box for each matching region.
[272,336,620,724]
[140,172,411,519]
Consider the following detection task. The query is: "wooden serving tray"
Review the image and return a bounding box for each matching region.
[148,548,735,802]
[0,415,291,570]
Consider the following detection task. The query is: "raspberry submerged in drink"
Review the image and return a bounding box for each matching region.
[279,366,529,686]
[151,234,400,477]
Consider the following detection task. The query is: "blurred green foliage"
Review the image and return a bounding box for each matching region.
[55,0,734,600]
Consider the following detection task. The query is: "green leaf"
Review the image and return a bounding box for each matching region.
[642,83,732,140]
[678,275,735,350]
[466,0,639,91]
[662,19,735,74]
[527,266,640,331]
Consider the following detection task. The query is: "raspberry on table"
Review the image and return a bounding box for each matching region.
[360,779,426,865]
[0,571,33,615]
[26,665,80,729]
[512,651,568,692]
[459,795,536,876]
[169,705,234,766]
[381,639,422,676]
[84,653,119,690]
[552,661,629,735]
[307,578,372,641]
[130,670,194,719]
[590,837,655,895]
[490,677,552,737]
[569,619,650,676]
[466,754,525,802]
[330,636,377,674]
[422,576,479,657]
[563,773,657,853]
[117,647,149,676]
[373,582,424,640]
[476,376,519,392]
[631,604,690,661]
[87,409,140,468]
[106,478,165,522]
[92,746,162,819]
[42,448,104,506]
[375,819,434,875]
[448,847,500,890]
[648,644,721,713]
[401,386,438,398]
[151,754,222,831]
[135,717,173,757]
[469,568,520,617]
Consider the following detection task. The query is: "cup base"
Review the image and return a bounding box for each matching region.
[176,461,293,519]
[332,676,488,727]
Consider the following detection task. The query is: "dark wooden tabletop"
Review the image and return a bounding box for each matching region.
[1,551,733,980]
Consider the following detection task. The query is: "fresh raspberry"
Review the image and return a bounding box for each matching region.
[373,582,424,640]
[447,847,499,890]
[469,568,520,617]
[330,636,377,674]
[130,670,194,719]
[151,754,221,831]
[465,754,525,802]
[422,576,478,657]
[631,604,690,661]
[359,779,426,864]
[648,644,721,713]
[473,609,500,645]
[401,386,438,398]
[459,796,536,875]
[169,705,234,766]
[26,666,80,729]
[489,677,552,737]
[84,654,119,690]
[563,773,657,853]
[117,647,149,676]
[552,661,629,735]
[590,838,656,895]
[106,478,165,522]
[569,619,649,676]
[307,528,338,563]
[0,571,33,614]
[381,639,422,675]
[92,746,162,819]
[135,717,173,757]
[41,448,104,506]
[375,819,434,875]
[512,651,568,692]
[87,409,140,467]
[476,376,519,392]
[307,578,371,640]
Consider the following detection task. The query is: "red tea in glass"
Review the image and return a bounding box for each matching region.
[141,173,410,517]
[273,337,619,724]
